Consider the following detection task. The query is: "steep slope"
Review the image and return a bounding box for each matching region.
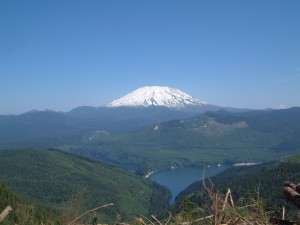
[176,155,300,220]
[0,183,61,224]
[64,107,300,175]
[0,149,171,223]
[106,86,207,108]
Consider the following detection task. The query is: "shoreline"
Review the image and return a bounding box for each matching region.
[233,162,261,166]
[144,170,158,178]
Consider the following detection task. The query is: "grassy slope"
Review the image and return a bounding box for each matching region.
[176,155,300,220]
[64,108,300,174]
[0,149,170,223]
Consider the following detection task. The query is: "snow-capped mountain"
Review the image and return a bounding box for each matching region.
[106,86,207,108]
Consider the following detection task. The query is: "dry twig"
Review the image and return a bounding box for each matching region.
[151,215,162,225]
[165,212,172,225]
[67,203,113,225]
[0,206,12,222]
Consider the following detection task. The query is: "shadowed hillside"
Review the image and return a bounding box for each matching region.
[0,149,171,223]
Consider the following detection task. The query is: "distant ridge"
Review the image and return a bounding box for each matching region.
[106,86,207,108]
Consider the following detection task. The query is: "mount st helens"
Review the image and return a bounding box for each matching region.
[0,86,299,175]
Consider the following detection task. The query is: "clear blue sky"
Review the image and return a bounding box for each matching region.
[1,0,299,114]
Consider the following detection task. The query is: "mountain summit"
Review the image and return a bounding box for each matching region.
[106,86,207,108]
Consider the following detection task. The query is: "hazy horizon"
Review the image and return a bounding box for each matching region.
[1,0,299,114]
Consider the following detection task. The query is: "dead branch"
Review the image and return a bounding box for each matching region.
[285,181,300,195]
[140,215,154,225]
[193,214,214,222]
[202,177,214,200]
[151,215,162,225]
[164,212,172,225]
[284,187,300,208]
[222,188,235,211]
[214,193,218,225]
[135,217,147,225]
[67,203,113,225]
[0,206,12,222]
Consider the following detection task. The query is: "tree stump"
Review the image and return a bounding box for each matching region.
[284,181,300,208]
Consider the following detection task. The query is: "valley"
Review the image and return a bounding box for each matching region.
[59,107,300,175]
[149,165,230,203]
[1,86,300,224]
[2,0,300,222]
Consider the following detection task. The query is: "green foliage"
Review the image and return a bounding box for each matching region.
[2,107,300,176]
[135,187,274,225]
[149,182,171,218]
[0,149,171,223]
[0,183,61,224]
[176,155,300,220]
[63,107,300,175]
[0,107,191,148]
[172,196,272,224]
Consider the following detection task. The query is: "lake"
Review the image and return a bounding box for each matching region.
[149,165,230,203]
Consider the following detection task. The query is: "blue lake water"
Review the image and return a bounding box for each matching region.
[149,165,230,203]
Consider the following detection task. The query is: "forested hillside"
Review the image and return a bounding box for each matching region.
[0,107,191,148]
[176,155,300,220]
[0,149,170,223]
[63,107,300,175]
[1,108,299,176]
[0,183,61,224]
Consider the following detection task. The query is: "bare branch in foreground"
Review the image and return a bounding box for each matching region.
[151,215,162,225]
[67,203,113,225]
[164,211,172,225]
[0,206,12,222]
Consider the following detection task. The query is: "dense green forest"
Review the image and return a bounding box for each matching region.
[176,155,300,220]
[0,149,170,223]
[61,107,300,175]
[1,108,300,223]
[1,108,300,176]
[2,151,300,224]
[0,183,61,224]
[0,107,192,148]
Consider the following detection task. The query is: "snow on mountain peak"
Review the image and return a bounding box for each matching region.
[106,86,207,108]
